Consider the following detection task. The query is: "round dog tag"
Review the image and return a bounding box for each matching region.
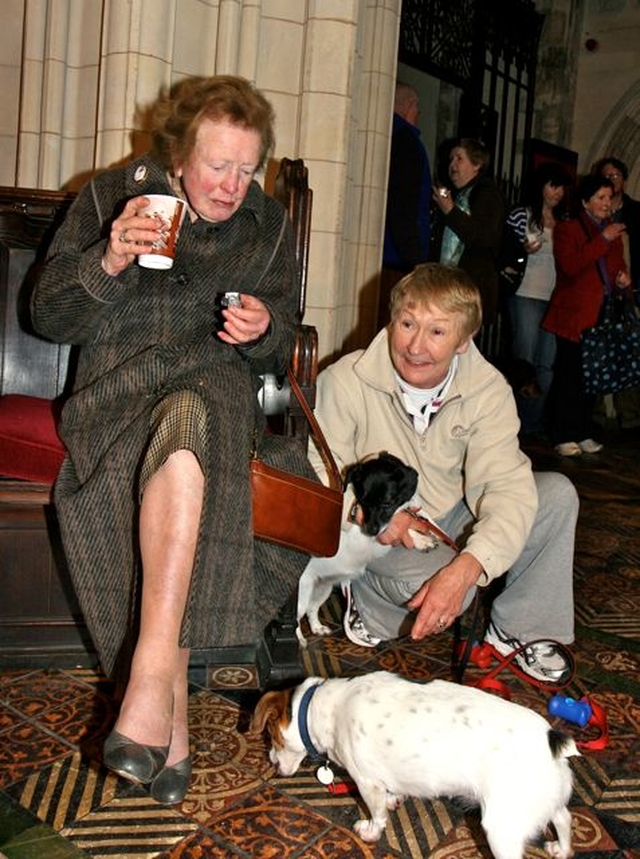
[316,764,334,785]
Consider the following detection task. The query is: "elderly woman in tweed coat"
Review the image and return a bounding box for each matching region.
[31,76,314,805]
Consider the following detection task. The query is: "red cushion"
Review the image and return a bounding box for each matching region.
[0,394,66,484]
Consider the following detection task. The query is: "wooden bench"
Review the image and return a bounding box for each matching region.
[0,160,315,688]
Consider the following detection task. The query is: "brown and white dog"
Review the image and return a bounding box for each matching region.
[251,671,578,859]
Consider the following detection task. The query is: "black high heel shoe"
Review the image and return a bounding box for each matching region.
[103,729,169,784]
[150,756,192,804]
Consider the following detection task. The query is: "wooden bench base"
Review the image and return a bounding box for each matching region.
[0,480,97,668]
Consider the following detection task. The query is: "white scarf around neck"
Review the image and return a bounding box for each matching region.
[396,355,458,434]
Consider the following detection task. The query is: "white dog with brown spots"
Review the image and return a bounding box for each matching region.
[251,671,578,859]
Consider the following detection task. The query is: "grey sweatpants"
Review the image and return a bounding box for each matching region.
[352,471,578,644]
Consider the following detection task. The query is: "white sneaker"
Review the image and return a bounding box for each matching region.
[342,584,380,648]
[579,438,603,454]
[554,442,581,457]
[484,621,571,684]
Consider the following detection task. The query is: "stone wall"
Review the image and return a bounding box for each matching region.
[533,0,584,151]
[573,0,640,194]
[534,0,640,196]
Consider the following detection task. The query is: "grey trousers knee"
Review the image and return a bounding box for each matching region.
[352,471,578,644]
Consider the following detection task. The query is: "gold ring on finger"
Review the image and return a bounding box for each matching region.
[119,230,130,244]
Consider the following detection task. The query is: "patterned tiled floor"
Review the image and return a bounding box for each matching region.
[1,426,639,858]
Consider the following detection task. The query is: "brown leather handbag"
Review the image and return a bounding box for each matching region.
[251,368,343,557]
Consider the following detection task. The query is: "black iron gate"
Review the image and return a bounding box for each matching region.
[399,0,544,204]
[398,0,544,357]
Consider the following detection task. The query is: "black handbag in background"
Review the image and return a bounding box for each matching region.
[581,294,640,395]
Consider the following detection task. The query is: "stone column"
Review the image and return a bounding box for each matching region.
[18,0,104,188]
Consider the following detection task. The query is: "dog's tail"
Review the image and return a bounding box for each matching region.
[548,729,581,759]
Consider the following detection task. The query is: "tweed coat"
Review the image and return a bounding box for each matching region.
[31,155,314,677]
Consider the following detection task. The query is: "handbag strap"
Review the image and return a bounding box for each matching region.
[578,213,612,295]
[286,367,342,492]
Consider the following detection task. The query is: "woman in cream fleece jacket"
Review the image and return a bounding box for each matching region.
[308,263,578,684]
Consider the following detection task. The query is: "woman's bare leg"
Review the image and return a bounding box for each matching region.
[114,449,203,765]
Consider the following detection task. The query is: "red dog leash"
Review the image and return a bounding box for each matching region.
[462,637,576,694]
[409,509,459,551]
[457,635,609,750]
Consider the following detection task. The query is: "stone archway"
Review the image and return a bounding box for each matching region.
[585,78,640,197]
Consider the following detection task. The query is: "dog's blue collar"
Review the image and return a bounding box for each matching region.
[297,681,324,760]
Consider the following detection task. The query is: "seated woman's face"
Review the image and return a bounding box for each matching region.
[176,117,262,222]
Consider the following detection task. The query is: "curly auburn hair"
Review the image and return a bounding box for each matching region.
[150,75,275,173]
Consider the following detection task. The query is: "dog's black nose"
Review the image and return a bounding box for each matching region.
[363,516,383,536]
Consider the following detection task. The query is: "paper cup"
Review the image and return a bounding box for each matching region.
[138,194,186,269]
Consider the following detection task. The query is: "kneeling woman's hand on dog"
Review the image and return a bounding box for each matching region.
[376,509,484,639]
[376,508,425,549]
[407,555,483,639]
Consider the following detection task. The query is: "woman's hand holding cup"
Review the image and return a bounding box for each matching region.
[432,185,454,214]
[102,195,184,276]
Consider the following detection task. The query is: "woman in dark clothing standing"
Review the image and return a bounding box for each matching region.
[432,138,505,325]
[505,162,571,434]
[543,174,631,456]
[31,76,312,804]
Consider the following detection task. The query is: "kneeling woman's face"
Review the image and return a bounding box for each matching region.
[175,117,262,222]
[389,301,471,390]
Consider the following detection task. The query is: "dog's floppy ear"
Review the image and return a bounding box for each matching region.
[343,461,362,491]
[400,464,419,496]
[249,689,292,749]
[376,452,419,498]
[379,451,405,469]
[343,451,392,491]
